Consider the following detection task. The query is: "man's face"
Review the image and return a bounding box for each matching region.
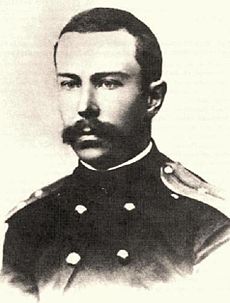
[56,30,150,168]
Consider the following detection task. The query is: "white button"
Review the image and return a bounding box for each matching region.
[171,193,179,199]
[124,203,136,211]
[198,187,208,194]
[117,249,129,259]
[34,189,43,198]
[75,205,87,214]
[66,252,81,265]
[164,165,174,174]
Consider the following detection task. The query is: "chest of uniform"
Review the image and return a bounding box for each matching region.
[33,189,192,289]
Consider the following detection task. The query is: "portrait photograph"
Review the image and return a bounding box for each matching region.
[0,0,229,302]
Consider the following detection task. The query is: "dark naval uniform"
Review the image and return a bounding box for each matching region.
[2,141,230,297]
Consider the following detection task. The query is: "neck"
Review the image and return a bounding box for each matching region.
[82,132,151,170]
[81,140,153,171]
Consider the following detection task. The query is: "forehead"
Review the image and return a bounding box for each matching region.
[56,30,140,74]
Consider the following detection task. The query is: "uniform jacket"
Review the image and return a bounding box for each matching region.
[2,141,230,297]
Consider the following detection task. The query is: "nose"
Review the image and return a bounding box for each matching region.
[78,85,99,119]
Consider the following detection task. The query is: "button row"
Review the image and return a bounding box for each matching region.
[65,249,129,265]
[74,202,136,214]
[74,194,181,215]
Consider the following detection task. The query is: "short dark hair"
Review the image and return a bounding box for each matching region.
[54,7,162,90]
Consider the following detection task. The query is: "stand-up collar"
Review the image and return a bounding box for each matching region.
[80,141,153,171]
[71,140,168,192]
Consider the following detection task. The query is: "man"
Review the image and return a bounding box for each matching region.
[2,7,229,298]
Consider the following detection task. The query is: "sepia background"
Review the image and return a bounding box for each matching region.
[0,0,230,219]
[0,0,229,301]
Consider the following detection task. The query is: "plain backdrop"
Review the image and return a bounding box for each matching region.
[0,0,230,218]
[0,1,230,301]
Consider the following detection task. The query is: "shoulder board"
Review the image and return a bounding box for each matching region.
[6,176,69,222]
[160,161,230,217]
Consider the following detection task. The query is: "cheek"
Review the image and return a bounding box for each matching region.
[99,89,146,126]
[58,92,80,125]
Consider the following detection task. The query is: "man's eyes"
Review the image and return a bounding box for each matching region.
[59,79,123,90]
[96,79,123,90]
[60,80,81,90]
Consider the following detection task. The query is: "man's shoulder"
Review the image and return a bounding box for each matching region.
[159,158,230,262]
[5,174,72,224]
[160,159,229,217]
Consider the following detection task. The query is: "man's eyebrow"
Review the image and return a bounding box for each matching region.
[57,72,130,81]
[57,73,80,80]
[91,72,130,81]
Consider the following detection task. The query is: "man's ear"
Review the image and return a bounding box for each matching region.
[146,81,167,118]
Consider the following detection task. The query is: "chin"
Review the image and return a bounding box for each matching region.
[75,146,110,165]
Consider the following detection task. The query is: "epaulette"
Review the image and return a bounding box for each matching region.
[5,176,69,222]
[160,161,230,217]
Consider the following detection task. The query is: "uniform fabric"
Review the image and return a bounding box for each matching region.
[2,141,230,296]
